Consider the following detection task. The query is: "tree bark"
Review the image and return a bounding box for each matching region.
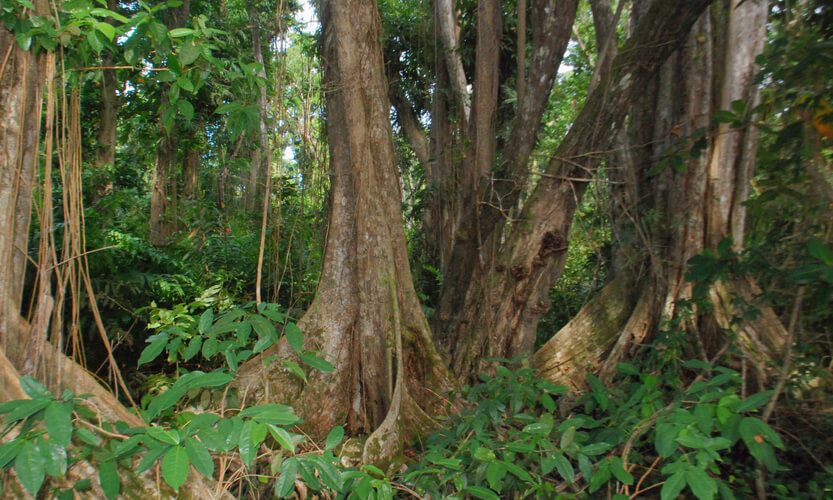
[234,0,457,464]
[246,1,272,211]
[92,0,119,201]
[438,0,714,380]
[536,0,783,390]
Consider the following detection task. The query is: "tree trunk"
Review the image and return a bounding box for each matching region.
[438,0,714,381]
[149,119,175,246]
[246,1,272,211]
[233,0,457,464]
[93,0,119,201]
[536,0,784,390]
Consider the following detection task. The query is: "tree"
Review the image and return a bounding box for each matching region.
[235,0,457,464]
[536,0,787,389]
[234,0,719,461]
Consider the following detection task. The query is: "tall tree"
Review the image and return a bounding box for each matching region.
[235,0,457,464]
[536,0,786,390]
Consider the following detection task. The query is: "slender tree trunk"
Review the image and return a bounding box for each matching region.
[246,2,271,211]
[93,0,118,200]
[234,0,457,464]
[150,114,175,246]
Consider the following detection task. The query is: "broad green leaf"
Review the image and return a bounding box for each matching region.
[74,427,101,446]
[661,471,687,500]
[185,437,214,478]
[44,403,73,447]
[238,420,257,466]
[300,352,334,372]
[90,8,128,23]
[734,391,773,413]
[15,440,45,495]
[146,371,232,419]
[686,468,717,500]
[522,422,551,435]
[225,347,238,372]
[137,445,168,474]
[41,438,67,478]
[282,360,307,382]
[0,440,24,468]
[202,338,219,358]
[198,309,214,334]
[87,30,104,53]
[161,446,189,491]
[138,334,169,366]
[20,376,51,399]
[183,336,202,361]
[808,238,833,265]
[486,461,507,490]
[268,425,297,454]
[94,21,115,41]
[467,486,499,500]
[98,460,120,499]
[473,446,496,461]
[249,314,276,340]
[274,457,298,498]
[169,27,195,37]
[610,457,634,485]
[178,43,200,65]
[252,336,274,354]
[146,427,180,445]
[284,322,303,353]
[501,460,532,482]
[561,426,576,449]
[5,398,50,424]
[325,426,344,450]
[554,453,575,483]
[311,455,343,490]
[655,422,679,457]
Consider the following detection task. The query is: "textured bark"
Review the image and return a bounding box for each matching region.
[149,124,175,246]
[537,0,783,390]
[234,0,457,464]
[435,0,470,122]
[92,0,118,200]
[246,2,272,211]
[440,0,714,380]
[0,13,43,314]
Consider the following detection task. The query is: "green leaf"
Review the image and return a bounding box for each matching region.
[90,8,129,23]
[610,456,634,485]
[94,21,115,41]
[300,352,334,372]
[325,426,344,450]
[183,336,202,361]
[98,460,120,499]
[202,338,219,358]
[311,455,343,490]
[249,314,276,340]
[178,43,200,65]
[169,27,195,37]
[522,422,551,435]
[184,437,214,478]
[655,423,679,457]
[42,438,67,478]
[274,457,298,498]
[136,445,168,474]
[0,440,24,468]
[238,420,257,466]
[661,471,687,500]
[735,391,772,413]
[138,334,169,366]
[467,486,500,500]
[20,376,51,399]
[252,336,275,354]
[561,426,576,449]
[554,453,575,483]
[5,398,50,423]
[15,440,45,495]
[161,446,189,491]
[501,460,532,482]
[146,371,232,419]
[284,322,303,353]
[282,360,307,382]
[45,402,73,447]
[808,238,833,265]
[198,309,214,334]
[74,427,101,446]
[268,425,297,454]
[87,29,104,53]
[686,468,717,500]
[486,461,507,491]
